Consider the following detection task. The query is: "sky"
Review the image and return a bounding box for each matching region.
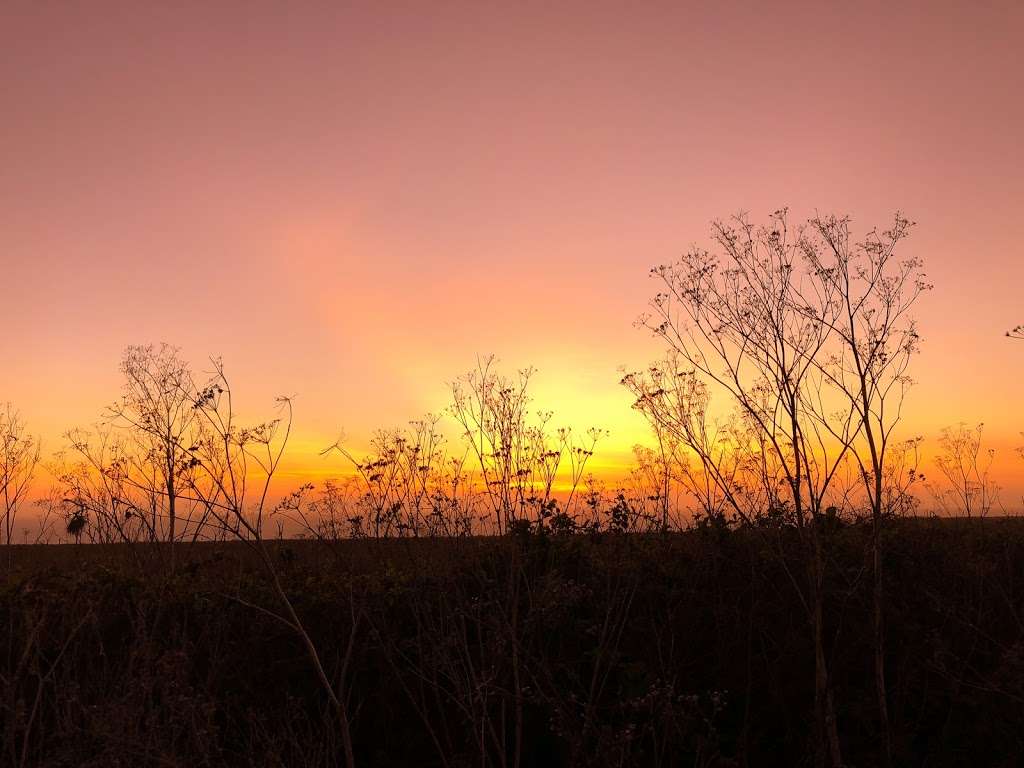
[2,2,1023,501]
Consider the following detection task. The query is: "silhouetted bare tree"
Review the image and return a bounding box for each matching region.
[107,344,205,562]
[927,423,1000,517]
[0,404,40,568]
[57,424,151,546]
[450,356,602,535]
[626,210,927,767]
[54,345,209,565]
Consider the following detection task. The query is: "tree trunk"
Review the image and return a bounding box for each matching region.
[167,479,176,573]
[811,540,842,768]
[873,519,892,767]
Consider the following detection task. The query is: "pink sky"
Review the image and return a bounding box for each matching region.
[2,2,1024,497]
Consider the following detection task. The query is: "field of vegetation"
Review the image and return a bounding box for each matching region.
[3,520,1024,767]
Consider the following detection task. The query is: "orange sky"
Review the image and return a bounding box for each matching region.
[2,2,1024,503]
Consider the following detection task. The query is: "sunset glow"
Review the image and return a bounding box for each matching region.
[3,2,1024,501]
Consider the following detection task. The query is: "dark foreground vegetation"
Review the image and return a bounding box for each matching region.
[3,519,1023,767]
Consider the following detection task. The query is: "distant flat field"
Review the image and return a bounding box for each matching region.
[6,515,1024,573]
